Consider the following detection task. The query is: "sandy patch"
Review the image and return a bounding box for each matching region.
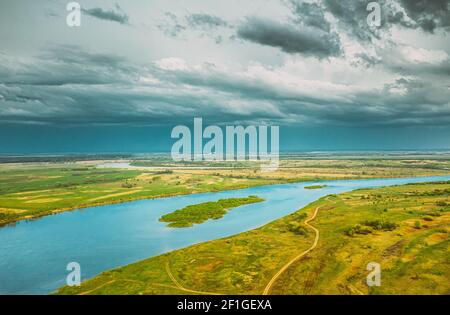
[25,198,62,204]
[79,190,117,194]
[424,232,448,246]
[13,192,73,200]
[88,189,141,202]
[136,173,156,180]
[0,207,26,213]
[11,189,53,196]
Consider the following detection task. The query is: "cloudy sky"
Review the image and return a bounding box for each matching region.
[0,0,449,153]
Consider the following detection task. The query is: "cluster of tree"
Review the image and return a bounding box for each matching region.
[418,188,450,196]
[287,221,308,236]
[121,180,135,188]
[154,170,173,174]
[344,219,397,236]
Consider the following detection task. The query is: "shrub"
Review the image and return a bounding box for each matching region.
[344,219,397,236]
[414,221,422,229]
[362,219,397,231]
[344,227,355,236]
[156,170,173,174]
[121,182,133,188]
[288,222,308,236]
[355,225,373,235]
[291,212,307,221]
[344,224,372,236]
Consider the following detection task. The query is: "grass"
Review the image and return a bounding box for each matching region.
[1,157,449,226]
[56,181,450,295]
[159,196,265,228]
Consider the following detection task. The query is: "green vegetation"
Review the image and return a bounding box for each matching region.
[344,219,398,236]
[305,184,327,189]
[287,213,309,235]
[159,196,265,228]
[1,157,449,226]
[57,181,450,295]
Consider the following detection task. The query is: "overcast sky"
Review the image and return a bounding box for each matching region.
[0,0,449,153]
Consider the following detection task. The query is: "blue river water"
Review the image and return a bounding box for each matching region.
[0,175,449,294]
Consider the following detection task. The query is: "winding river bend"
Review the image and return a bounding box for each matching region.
[1,175,449,294]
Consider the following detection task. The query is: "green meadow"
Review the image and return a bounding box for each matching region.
[57,181,450,295]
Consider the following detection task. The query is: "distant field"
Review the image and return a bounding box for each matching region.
[0,158,449,225]
[57,181,450,295]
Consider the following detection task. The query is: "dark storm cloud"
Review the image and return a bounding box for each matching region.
[1,44,449,128]
[0,45,135,86]
[1,1,449,152]
[0,46,274,126]
[318,0,450,42]
[398,0,450,33]
[321,0,378,42]
[288,0,330,32]
[82,5,129,25]
[0,46,156,126]
[186,13,228,28]
[150,63,450,127]
[158,12,229,40]
[236,17,341,58]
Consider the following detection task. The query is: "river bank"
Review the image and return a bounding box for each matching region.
[57,179,450,295]
[1,175,449,294]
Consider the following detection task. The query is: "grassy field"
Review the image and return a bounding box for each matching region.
[0,157,449,226]
[160,196,264,228]
[56,181,450,295]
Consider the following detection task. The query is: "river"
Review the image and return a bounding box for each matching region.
[0,175,449,294]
